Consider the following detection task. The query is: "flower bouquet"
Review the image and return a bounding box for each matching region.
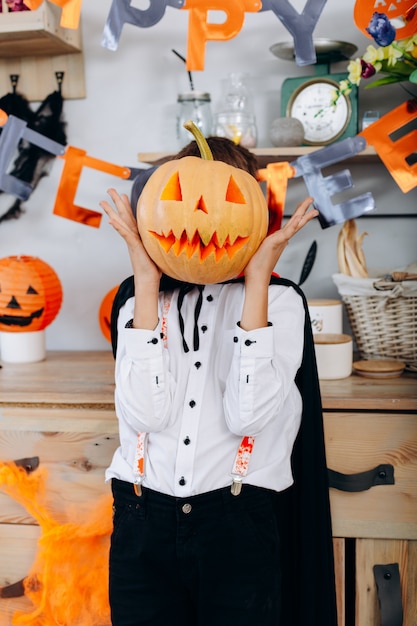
[331,10,417,106]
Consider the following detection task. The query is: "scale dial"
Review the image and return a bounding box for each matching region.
[286,78,352,145]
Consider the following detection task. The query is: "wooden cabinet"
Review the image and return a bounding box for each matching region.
[0,352,416,625]
[0,351,116,624]
[320,375,417,626]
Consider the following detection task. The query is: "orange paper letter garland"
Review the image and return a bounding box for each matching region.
[359,98,417,193]
[53,147,131,227]
[257,162,295,235]
[23,0,82,29]
[182,0,261,71]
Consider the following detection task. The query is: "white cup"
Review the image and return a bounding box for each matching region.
[308,299,343,334]
[0,330,46,363]
[313,333,353,380]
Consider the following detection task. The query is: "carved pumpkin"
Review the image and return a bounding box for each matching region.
[99,285,118,343]
[0,256,63,333]
[136,120,268,284]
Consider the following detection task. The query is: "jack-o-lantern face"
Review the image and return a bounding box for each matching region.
[353,0,417,40]
[137,124,268,284]
[0,256,63,333]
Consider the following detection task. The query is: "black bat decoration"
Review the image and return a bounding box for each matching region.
[0,82,67,224]
[298,240,317,286]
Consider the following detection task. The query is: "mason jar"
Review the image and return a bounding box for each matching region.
[212,73,257,148]
[177,92,212,148]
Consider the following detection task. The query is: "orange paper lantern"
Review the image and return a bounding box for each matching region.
[0,256,63,333]
[0,108,8,126]
[99,285,118,343]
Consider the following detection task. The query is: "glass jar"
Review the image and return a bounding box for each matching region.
[176,92,212,148]
[212,73,257,148]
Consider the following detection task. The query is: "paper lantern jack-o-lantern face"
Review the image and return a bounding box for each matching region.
[137,123,268,285]
[0,256,63,333]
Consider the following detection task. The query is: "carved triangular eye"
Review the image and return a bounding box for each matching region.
[160,171,182,201]
[27,285,38,294]
[225,176,246,204]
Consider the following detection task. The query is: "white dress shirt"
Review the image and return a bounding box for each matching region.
[105,281,305,497]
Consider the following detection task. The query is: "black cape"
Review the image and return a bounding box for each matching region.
[110,274,337,626]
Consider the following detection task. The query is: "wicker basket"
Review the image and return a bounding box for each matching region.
[332,273,417,365]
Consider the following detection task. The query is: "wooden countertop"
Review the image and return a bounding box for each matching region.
[0,350,416,412]
[319,374,417,412]
[0,351,115,408]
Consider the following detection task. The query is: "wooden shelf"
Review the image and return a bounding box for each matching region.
[0,2,81,57]
[253,145,378,167]
[138,145,379,168]
[0,2,85,100]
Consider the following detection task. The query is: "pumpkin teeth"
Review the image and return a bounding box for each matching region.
[186,231,201,259]
[225,235,249,258]
[226,233,240,247]
[149,229,250,261]
[214,247,227,262]
[150,231,176,253]
[212,232,225,248]
[172,231,189,256]
[200,241,217,261]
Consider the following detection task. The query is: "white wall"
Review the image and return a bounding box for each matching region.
[0,0,416,351]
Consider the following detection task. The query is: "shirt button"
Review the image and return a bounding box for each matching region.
[147,337,158,344]
[179,477,186,486]
[183,437,191,445]
[194,361,201,369]
[206,295,213,302]
[182,503,192,514]
[233,336,238,343]
[245,339,254,346]
[189,400,196,408]
[201,325,208,333]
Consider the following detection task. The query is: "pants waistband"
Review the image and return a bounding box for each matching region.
[111,478,275,516]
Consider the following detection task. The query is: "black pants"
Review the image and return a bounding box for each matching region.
[109,478,281,626]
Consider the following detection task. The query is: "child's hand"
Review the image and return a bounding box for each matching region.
[244,197,317,285]
[100,188,161,286]
[100,188,142,251]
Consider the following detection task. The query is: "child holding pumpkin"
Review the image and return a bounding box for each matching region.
[100,127,337,626]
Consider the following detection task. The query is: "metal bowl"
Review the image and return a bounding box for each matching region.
[270,39,358,63]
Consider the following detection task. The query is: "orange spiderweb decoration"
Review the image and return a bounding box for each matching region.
[0,462,112,625]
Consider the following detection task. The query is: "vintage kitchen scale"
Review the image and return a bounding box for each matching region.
[271,39,359,145]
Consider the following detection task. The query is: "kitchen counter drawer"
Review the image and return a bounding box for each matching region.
[0,407,118,525]
[324,411,417,540]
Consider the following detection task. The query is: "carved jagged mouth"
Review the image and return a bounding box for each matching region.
[150,230,249,261]
[0,308,44,327]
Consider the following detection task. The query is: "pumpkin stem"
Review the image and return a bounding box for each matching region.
[183,120,213,161]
